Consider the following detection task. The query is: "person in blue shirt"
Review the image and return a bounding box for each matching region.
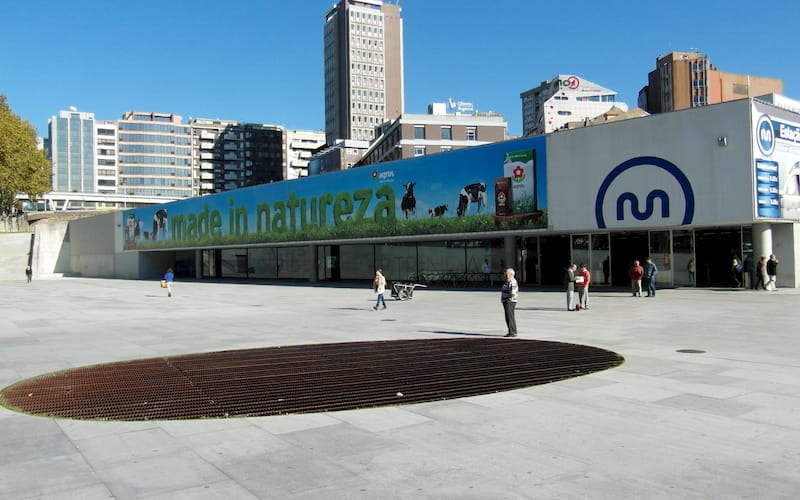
[643,257,658,297]
[164,267,175,297]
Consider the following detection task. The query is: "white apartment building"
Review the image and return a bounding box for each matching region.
[95,121,118,195]
[286,129,326,179]
[521,75,628,136]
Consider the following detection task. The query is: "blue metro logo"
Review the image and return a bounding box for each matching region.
[595,156,694,229]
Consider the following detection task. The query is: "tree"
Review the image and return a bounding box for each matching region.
[0,95,51,215]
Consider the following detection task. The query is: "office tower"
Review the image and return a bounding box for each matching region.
[520,75,628,136]
[639,51,783,113]
[46,109,96,194]
[324,0,404,145]
[117,111,194,198]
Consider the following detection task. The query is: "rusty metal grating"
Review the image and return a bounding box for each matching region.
[0,339,623,421]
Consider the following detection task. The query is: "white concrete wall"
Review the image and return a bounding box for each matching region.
[773,222,798,288]
[0,232,32,280]
[547,99,754,231]
[68,212,119,278]
[32,221,71,276]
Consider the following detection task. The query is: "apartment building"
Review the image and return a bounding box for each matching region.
[324,0,404,144]
[638,51,783,113]
[521,75,628,136]
[286,129,326,179]
[190,118,286,194]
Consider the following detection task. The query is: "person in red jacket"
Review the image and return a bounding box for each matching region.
[629,260,644,297]
[576,263,591,310]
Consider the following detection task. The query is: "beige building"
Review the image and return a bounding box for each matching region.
[358,104,507,167]
[323,0,404,145]
[639,51,783,113]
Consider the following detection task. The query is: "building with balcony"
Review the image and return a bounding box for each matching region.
[521,75,628,136]
[286,129,326,180]
[190,119,286,194]
[638,51,783,113]
[324,0,404,144]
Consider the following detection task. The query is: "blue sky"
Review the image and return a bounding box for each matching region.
[1,0,798,138]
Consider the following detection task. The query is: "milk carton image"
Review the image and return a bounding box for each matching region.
[503,150,537,214]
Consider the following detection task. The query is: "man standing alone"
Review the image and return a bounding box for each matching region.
[501,268,519,338]
[643,257,658,297]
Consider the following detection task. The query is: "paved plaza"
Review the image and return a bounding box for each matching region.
[0,278,798,499]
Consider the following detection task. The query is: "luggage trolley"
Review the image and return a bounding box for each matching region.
[390,282,427,301]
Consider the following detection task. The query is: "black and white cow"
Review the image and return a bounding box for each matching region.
[428,204,448,217]
[401,182,416,219]
[456,182,487,216]
[152,209,168,240]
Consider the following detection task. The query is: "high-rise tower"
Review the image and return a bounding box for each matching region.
[324,0,404,145]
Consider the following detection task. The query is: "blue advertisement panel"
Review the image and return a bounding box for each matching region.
[752,104,800,220]
[121,136,547,250]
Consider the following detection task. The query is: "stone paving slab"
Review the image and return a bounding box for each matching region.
[0,278,799,499]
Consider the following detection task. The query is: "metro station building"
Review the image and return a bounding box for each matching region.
[63,96,800,289]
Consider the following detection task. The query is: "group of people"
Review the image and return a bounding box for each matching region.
[629,258,658,297]
[563,263,591,311]
[753,254,780,291]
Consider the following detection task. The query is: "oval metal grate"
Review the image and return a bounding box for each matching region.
[0,338,623,421]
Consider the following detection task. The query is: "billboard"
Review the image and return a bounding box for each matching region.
[752,102,800,220]
[121,136,547,250]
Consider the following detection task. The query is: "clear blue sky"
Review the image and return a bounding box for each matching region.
[2,0,798,138]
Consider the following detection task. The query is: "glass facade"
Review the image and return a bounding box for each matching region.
[49,112,96,193]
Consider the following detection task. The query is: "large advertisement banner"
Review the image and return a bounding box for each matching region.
[752,102,800,220]
[122,136,547,250]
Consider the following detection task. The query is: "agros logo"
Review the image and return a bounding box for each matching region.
[756,114,775,156]
[594,157,695,229]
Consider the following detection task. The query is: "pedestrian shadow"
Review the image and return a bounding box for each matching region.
[516,306,566,311]
[420,330,502,338]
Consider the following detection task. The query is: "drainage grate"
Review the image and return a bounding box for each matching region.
[0,338,623,421]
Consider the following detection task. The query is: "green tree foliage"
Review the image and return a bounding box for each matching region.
[0,95,51,214]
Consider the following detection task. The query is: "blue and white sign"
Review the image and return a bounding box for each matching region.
[756,114,776,156]
[594,156,695,229]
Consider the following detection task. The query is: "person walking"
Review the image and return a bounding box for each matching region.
[576,263,591,310]
[500,268,519,337]
[163,267,174,297]
[755,255,768,291]
[643,257,658,297]
[687,258,695,285]
[629,260,644,297]
[482,258,492,286]
[563,263,577,311]
[25,265,32,283]
[731,257,743,288]
[373,269,387,310]
[766,254,779,291]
